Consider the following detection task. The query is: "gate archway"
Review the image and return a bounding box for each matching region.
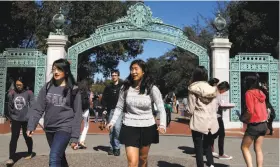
[230,53,279,121]
[67,2,209,78]
[0,49,46,116]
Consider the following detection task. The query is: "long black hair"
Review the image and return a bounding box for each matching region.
[47,59,76,97]
[244,73,261,91]
[13,77,26,92]
[208,78,219,86]
[191,66,208,83]
[122,59,154,95]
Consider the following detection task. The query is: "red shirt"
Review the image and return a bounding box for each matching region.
[245,89,268,123]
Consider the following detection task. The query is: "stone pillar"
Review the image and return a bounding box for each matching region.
[46,34,68,82]
[210,38,242,129]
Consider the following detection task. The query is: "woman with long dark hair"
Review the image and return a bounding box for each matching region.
[6,77,34,165]
[241,75,268,167]
[27,59,83,167]
[106,59,166,167]
[187,66,218,167]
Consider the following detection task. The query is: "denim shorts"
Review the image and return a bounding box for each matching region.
[245,122,267,139]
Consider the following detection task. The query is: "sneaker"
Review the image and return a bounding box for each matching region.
[113,149,120,156]
[24,153,33,159]
[212,152,219,157]
[108,149,114,155]
[218,154,233,160]
[6,159,14,165]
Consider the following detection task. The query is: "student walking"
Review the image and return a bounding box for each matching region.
[106,59,166,167]
[27,59,83,167]
[6,78,34,165]
[76,79,92,149]
[241,75,268,167]
[187,66,218,167]
[101,69,123,156]
[211,81,232,159]
[260,82,276,135]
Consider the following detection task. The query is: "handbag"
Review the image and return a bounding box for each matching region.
[239,111,251,124]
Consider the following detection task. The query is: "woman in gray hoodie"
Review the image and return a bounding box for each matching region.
[27,59,83,167]
[187,66,219,167]
[6,77,34,165]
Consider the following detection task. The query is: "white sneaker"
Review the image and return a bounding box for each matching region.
[212,152,219,157]
[218,154,233,160]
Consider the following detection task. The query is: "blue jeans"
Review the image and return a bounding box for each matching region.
[46,131,71,167]
[108,109,122,150]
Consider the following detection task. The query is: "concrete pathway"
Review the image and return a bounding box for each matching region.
[0,134,278,167]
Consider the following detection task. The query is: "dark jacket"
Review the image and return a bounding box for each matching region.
[101,81,122,112]
[27,83,83,143]
[8,89,34,122]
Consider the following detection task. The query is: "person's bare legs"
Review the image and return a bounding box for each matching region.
[241,135,254,167]
[139,145,150,167]
[125,146,139,167]
[254,136,264,167]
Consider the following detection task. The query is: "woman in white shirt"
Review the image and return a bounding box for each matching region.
[106,59,166,167]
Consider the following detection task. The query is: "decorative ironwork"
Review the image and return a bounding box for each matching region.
[0,49,46,116]
[230,53,279,121]
[67,2,209,78]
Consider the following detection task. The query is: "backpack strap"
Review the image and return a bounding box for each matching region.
[9,89,15,100]
[45,82,51,95]
[71,87,79,111]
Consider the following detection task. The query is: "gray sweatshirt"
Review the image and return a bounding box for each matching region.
[8,90,34,122]
[27,84,83,142]
[110,86,166,130]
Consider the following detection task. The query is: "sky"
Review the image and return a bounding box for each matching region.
[95,1,218,80]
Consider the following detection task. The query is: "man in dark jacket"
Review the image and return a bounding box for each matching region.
[101,70,122,156]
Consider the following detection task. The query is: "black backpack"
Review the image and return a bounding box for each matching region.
[80,91,90,111]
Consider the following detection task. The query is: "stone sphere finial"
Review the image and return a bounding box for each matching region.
[213,10,227,32]
[52,7,65,29]
[213,10,227,38]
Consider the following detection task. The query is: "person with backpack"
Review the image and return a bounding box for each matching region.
[5,77,34,165]
[27,59,83,167]
[241,75,268,167]
[211,81,232,160]
[106,59,166,167]
[101,69,123,156]
[187,66,218,167]
[92,93,100,123]
[260,82,276,135]
[71,79,92,149]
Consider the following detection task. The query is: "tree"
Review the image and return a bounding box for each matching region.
[0,1,144,81]
[227,1,279,59]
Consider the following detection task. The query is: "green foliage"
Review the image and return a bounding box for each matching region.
[227,1,279,58]
[0,1,144,81]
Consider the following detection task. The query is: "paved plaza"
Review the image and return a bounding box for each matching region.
[0,134,278,167]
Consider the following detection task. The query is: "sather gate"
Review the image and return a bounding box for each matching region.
[67,2,210,79]
[230,53,279,121]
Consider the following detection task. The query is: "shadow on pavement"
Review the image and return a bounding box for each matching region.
[213,163,230,167]
[178,146,195,154]
[157,161,184,167]
[93,145,110,153]
[6,152,36,167]
[175,118,190,125]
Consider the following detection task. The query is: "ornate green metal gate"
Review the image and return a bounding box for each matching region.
[67,2,209,78]
[230,53,279,121]
[0,49,46,116]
